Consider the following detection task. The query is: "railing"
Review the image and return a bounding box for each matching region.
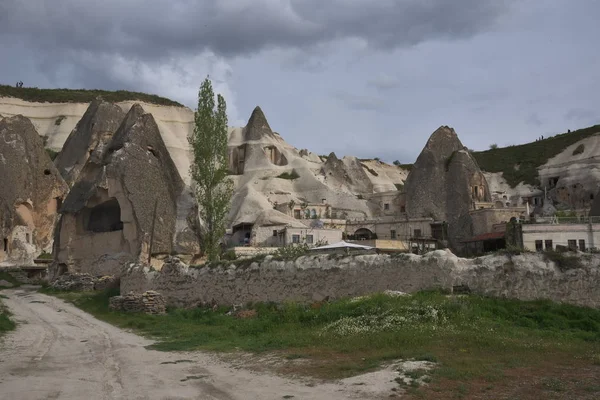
[525,216,600,225]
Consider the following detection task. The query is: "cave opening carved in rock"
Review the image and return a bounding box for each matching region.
[83,198,124,233]
[263,145,288,166]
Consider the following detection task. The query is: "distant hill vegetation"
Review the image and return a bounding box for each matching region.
[472,124,600,187]
[0,84,184,107]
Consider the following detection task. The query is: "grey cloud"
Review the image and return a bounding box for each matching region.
[333,91,387,112]
[565,108,597,124]
[526,113,543,127]
[0,0,513,62]
[367,74,401,91]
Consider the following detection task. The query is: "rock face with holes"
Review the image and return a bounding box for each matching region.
[54,99,126,186]
[405,126,490,250]
[54,104,199,276]
[0,115,68,264]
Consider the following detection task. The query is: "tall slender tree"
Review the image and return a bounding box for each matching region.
[189,77,233,261]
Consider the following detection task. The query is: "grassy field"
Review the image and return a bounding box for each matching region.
[0,271,18,337]
[49,288,600,399]
[0,84,184,107]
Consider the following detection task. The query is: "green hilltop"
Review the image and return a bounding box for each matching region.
[472,124,600,187]
[0,84,184,107]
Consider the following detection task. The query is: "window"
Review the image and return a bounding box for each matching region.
[294,210,301,219]
[292,234,300,244]
[306,235,313,244]
[272,230,278,237]
[384,203,390,211]
[400,206,406,213]
[535,240,543,251]
[414,229,422,238]
[2,238,7,252]
[568,240,577,250]
[25,233,30,243]
[579,239,586,252]
[545,240,553,250]
[390,230,397,239]
[591,194,595,200]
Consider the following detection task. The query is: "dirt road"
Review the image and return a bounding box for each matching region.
[0,287,398,400]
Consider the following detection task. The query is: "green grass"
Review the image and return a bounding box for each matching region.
[0,271,21,289]
[47,288,600,383]
[472,124,600,187]
[0,84,184,107]
[0,296,16,336]
[276,170,300,180]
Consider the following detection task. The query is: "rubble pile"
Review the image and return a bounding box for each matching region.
[94,275,119,291]
[109,291,166,315]
[50,273,96,291]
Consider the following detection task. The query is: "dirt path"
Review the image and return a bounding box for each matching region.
[0,287,398,400]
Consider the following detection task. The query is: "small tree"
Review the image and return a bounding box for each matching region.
[489,143,498,150]
[189,77,234,261]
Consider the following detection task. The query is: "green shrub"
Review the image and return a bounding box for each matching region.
[395,183,404,191]
[54,115,66,125]
[275,244,310,260]
[277,170,300,180]
[45,148,59,161]
[489,143,498,150]
[572,144,585,155]
[543,250,583,271]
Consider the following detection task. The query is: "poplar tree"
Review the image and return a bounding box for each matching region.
[189,77,233,261]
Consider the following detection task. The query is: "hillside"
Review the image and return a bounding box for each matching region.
[0,84,184,107]
[472,125,600,187]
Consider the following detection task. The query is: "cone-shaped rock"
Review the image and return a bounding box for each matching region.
[405,126,490,249]
[0,115,68,263]
[243,106,274,141]
[55,98,125,185]
[55,105,193,275]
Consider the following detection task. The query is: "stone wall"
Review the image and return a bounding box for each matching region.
[121,251,600,309]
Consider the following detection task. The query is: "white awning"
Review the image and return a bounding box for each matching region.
[309,240,374,250]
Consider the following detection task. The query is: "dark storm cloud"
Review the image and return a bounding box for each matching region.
[0,0,513,61]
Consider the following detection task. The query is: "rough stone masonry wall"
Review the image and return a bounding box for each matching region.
[120,251,600,309]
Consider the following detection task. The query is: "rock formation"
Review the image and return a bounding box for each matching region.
[405,126,490,249]
[55,99,125,185]
[0,115,68,264]
[54,105,198,276]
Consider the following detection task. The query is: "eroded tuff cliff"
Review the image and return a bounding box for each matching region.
[55,105,197,275]
[55,99,125,186]
[405,126,490,248]
[0,115,68,263]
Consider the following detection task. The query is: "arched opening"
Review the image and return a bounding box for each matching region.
[84,198,123,233]
[353,228,376,240]
[310,209,317,219]
[263,145,288,166]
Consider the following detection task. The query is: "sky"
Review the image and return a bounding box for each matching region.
[1,1,599,164]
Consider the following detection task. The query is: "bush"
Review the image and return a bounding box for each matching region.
[543,250,583,272]
[221,249,237,261]
[489,143,498,149]
[45,148,59,161]
[277,170,300,180]
[572,144,585,155]
[275,244,310,260]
